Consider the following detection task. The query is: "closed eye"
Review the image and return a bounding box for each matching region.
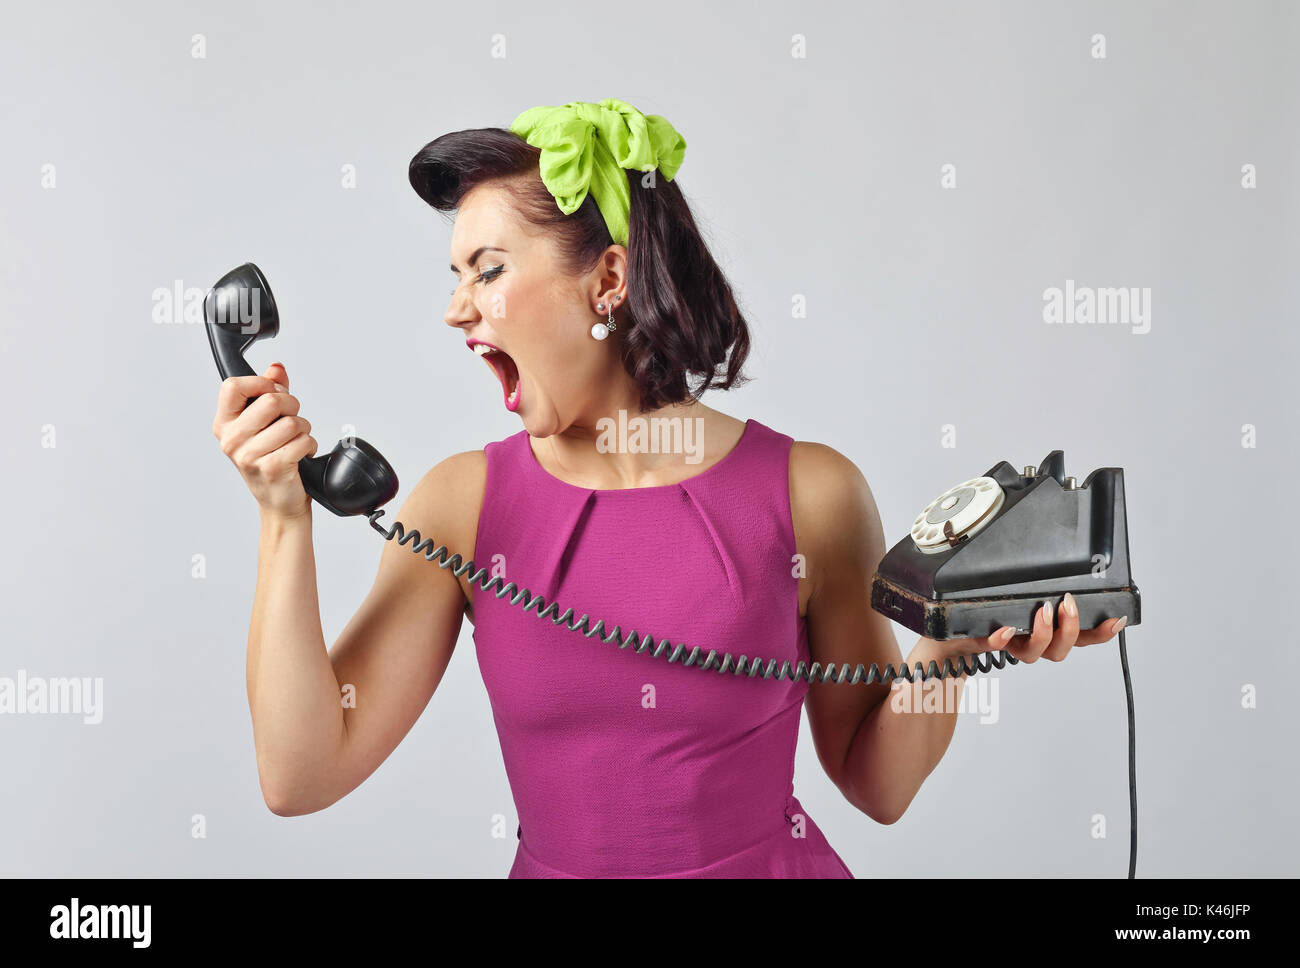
[449,264,505,295]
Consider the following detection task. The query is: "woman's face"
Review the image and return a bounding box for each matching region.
[444,181,628,438]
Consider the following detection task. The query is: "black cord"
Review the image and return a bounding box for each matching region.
[367,510,1020,685]
[1119,628,1136,878]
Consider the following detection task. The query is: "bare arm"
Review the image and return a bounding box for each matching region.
[215,364,483,817]
[247,452,483,816]
[791,443,1124,825]
[790,441,993,826]
[792,443,983,825]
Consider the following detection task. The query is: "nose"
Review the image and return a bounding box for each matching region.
[444,284,479,330]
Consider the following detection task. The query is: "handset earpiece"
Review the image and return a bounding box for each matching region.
[204,263,279,384]
[204,262,399,516]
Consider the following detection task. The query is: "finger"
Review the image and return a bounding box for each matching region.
[1041,593,1080,661]
[1008,602,1055,663]
[235,415,312,465]
[233,388,301,433]
[278,432,319,464]
[264,362,288,392]
[984,626,1017,654]
[215,375,285,423]
[220,392,301,455]
[1075,615,1128,647]
[249,431,317,478]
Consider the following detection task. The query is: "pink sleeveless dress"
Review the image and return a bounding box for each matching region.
[471,418,854,878]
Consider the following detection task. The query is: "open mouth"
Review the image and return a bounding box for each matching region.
[468,339,521,412]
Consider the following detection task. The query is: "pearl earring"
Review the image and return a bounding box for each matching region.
[591,298,619,341]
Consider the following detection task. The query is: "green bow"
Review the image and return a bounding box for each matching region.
[508,98,687,247]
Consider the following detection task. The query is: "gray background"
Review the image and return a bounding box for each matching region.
[1,0,1295,876]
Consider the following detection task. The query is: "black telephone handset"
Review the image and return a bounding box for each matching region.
[204,263,399,516]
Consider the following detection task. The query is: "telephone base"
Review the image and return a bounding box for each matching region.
[870,575,1142,642]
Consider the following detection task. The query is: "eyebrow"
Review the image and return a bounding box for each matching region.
[449,246,508,275]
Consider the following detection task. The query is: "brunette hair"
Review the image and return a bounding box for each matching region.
[408,127,751,411]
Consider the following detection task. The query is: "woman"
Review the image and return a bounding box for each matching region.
[211,98,1126,878]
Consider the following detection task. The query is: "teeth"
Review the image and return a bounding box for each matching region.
[473,343,497,356]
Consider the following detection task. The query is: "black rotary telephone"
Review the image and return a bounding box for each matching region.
[870,455,1141,641]
[203,262,1141,878]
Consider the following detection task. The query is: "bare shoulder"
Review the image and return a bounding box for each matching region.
[789,440,871,514]
[789,440,885,560]
[381,449,488,611]
[388,449,487,560]
[405,448,487,510]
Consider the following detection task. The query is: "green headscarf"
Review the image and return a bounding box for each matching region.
[508,97,687,247]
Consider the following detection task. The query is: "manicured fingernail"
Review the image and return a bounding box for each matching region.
[1000,627,1015,642]
[1113,616,1127,631]
[1043,601,1053,625]
[1063,592,1077,617]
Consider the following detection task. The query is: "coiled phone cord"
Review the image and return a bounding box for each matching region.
[367,510,1022,686]
[368,509,1138,878]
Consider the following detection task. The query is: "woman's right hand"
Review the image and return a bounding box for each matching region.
[212,362,318,520]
